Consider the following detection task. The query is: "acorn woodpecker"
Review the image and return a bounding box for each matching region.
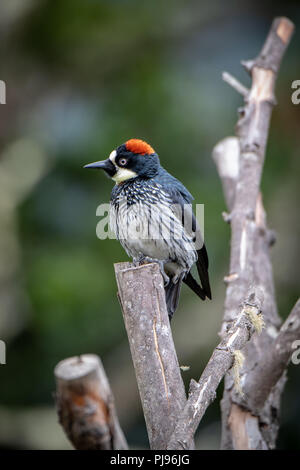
[84,139,211,318]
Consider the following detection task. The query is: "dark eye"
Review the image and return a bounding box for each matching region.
[119,158,127,166]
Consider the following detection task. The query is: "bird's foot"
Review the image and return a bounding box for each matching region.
[172,271,187,284]
[133,254,149,267]
[157,260,170,286]
[132,255,142,267]
[133,255,170,286]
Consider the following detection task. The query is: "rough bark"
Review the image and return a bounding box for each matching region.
[212,17,295,449]
[114,261,193,450]
[243,299,300,412]
[54,354,128,450]
[167,288,264,449]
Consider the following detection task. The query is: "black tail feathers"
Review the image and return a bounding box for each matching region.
[182,246,211,301]
[165,277,183,320]
[183,271,206,300]
[164,245,211,319]
[196,245,211,300]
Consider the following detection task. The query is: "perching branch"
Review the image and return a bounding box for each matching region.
[114,261,193,450]
[54,354,128,450]
[166,288,264,450]
[213,16,295,449]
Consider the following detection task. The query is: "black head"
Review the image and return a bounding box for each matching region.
[84,139,160,184]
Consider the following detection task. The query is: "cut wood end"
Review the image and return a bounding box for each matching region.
[276,17,295,44]
[114,261,160,274]
[212,136,240,179]
[114,261,134,272]
[54,354,100,381]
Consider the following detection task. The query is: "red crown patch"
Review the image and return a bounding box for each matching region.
[125,139,155,155]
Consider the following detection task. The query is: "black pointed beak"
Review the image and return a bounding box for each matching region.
[84,159,112,170]
[83,158,116,177]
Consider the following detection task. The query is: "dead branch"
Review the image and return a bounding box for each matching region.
[243,298,300,412]
[212,136,239,212]
[166,288,264,449]
[221,16,294,330]
[222,72,249,97]
[54,354,128,450]
[114,261,193,450]
[212,17,295,449]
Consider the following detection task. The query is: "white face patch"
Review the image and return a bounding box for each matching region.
[109,148,137,184]
[109,149,117,164]
[112,168,137,184]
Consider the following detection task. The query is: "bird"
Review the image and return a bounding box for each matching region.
[84,138,211,319]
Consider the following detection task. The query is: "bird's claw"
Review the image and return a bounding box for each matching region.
[158,263,170,286]
[172,271,186,284]
[133,255,169,286]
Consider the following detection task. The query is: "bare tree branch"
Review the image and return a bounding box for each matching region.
[166,288,264,450]
[222,72,249,97]
[114,261,193,450]
[54,354,128,450]
[212,16,295,449]
[222,16,294,330]
[227,403,268,450]
[244,299,300,412]
[212,136,239,213]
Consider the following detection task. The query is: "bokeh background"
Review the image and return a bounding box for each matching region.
[0,0,299,450]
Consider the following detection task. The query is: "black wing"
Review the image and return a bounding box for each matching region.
[166,184,212,301]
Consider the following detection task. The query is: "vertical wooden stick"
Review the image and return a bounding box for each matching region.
[114,261,192,450]
[214,17,295,449]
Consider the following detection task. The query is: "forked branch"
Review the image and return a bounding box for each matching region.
[167,288,264,449]
[213,16,295,449]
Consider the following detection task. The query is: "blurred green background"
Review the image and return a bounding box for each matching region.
[0,0,299,450]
